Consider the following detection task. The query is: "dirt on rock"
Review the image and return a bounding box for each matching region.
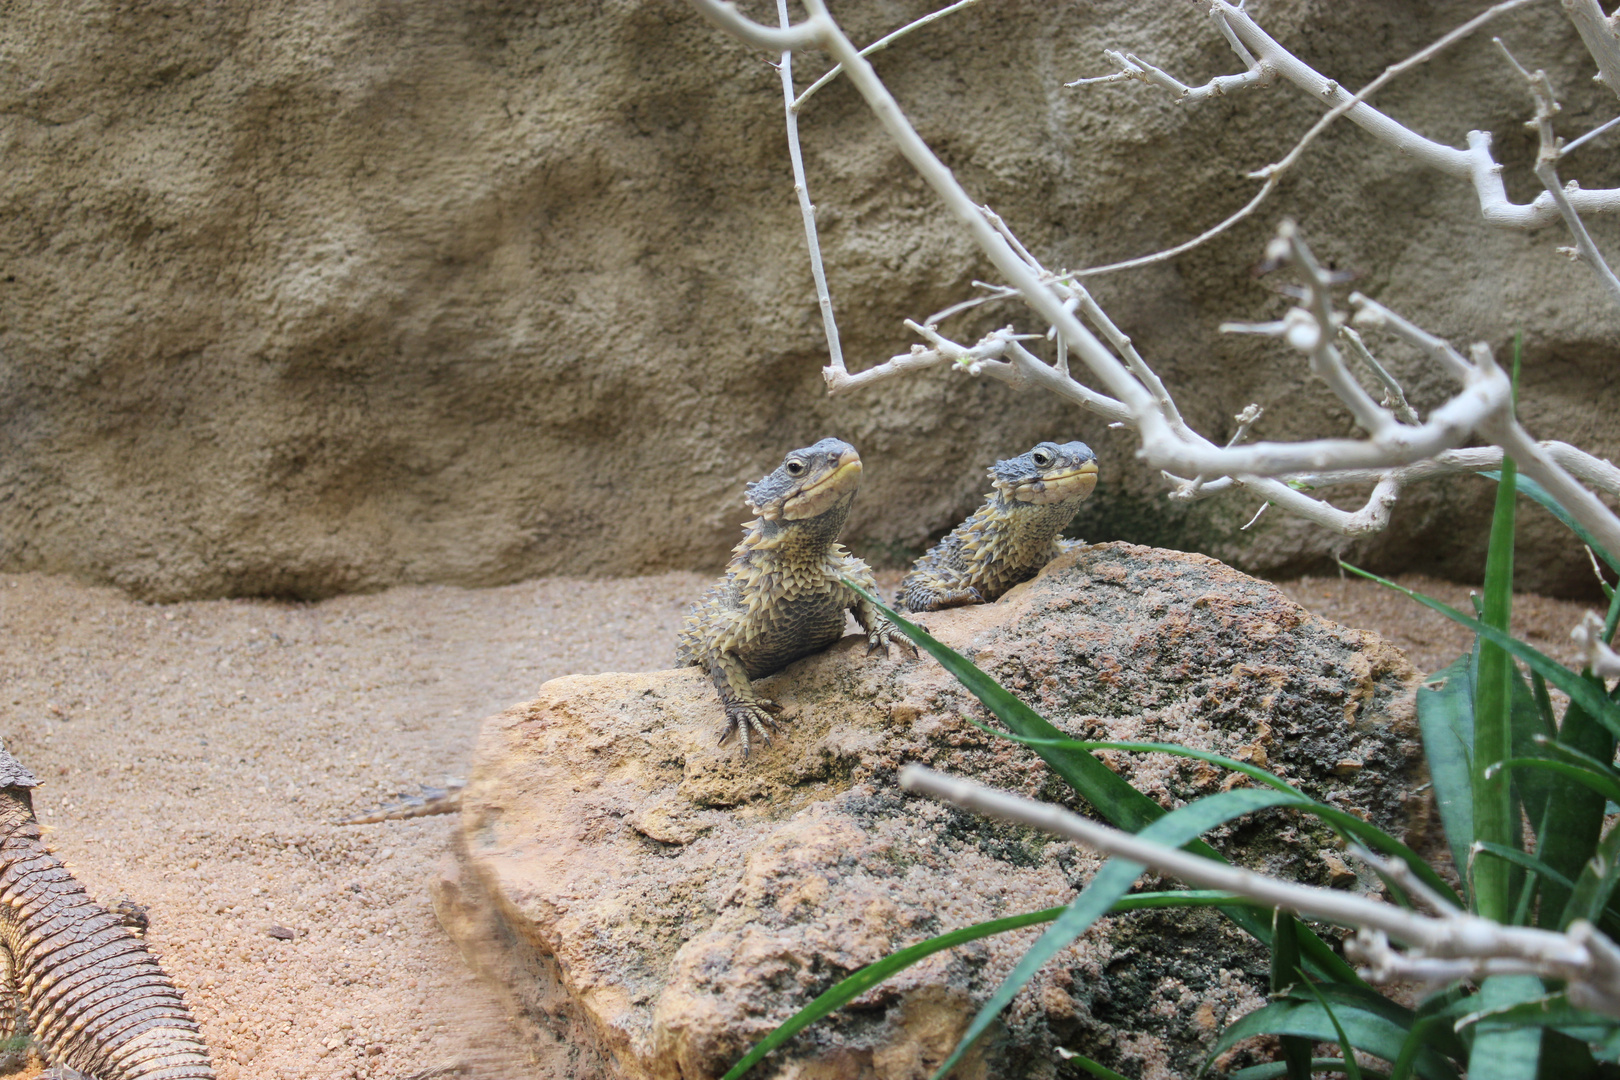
[0,563,1605,1078]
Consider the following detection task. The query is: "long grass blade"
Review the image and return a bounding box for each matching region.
[1494,758,1620,808]
[1272,914,1314,1080]
[1473,450,1518,923]
[1481,469,1620,576]
[931,787,1298,1079]
[1340,566,1620,737]
[1299,974,1365,1080]
[961,733,1460,907]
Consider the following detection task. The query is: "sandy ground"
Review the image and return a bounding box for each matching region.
[0,566,1605,1079]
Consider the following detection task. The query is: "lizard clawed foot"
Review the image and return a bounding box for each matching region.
[866,623,920,659]
[720,698,783,757]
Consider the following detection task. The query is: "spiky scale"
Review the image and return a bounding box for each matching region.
[901,440,1099,611]
[0,748,214,1079]
[677,438,909,756]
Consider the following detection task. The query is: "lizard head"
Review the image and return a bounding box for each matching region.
[989,441,1099,506]
[746,438,863,523]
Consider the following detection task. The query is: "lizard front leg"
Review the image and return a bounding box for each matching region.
[853,597,918,657]
[709,654,783,756]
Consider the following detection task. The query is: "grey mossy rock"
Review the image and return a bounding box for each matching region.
[0,1,1616,600]
[433,544,1425,1079]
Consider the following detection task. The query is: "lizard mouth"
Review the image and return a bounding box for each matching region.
[1011,458,1098,505]
[781,451,863,520]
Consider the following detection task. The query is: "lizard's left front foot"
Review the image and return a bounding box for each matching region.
[865,619,918,659]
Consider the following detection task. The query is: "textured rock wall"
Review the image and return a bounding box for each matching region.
[0,0,1616,599]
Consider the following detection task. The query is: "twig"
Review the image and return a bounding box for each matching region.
[1071,0,1620,279]
[1497,37,1620,308]
[1339,326,1421,425]
[774,0,846,384]
[792,0,982,112]
[899,765,1620,1018]
[1563,0,1620,100]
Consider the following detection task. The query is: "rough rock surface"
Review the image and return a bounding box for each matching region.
[0,1,1615,600]
[435,544,1425,1079]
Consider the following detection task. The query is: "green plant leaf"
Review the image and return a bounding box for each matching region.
[843,580,1360,984]
[1481,469,1620,577]
[1341,566,1620,738]
[1495,758,1620,809]
[1565,819,1620,930]
[1473,449,1518,922]
[932,786,1299,1079]
[715,887,1255,1079]
[1470,840,1576,892]
[1055,1048,1134,1080]
[959,729,1462,908]
[1464,975,1545,1078]
[1535,696,1618,930]
[1417,655,1475,901]
[1298,974,1364,1080]
[1231,1062,1391,1080]
[1272,914,1315,1080]
[1208,999,1459,1080]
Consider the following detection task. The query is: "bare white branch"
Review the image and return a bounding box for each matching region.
[1071,0,1620,279]
[792,0,982,112]
[1563,0,1620,99]
[1066,47,1275,101]
[775,0,846,382]
[899,765,1620,1019]
[1496,37,1620,306]
[687,0,828,51]
[1339,326,1421,426]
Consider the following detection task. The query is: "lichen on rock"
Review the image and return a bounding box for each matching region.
[433,544,1425,1079]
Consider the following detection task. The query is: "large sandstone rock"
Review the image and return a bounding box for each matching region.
[0,1,1615,599]
[433,545,1425,1078]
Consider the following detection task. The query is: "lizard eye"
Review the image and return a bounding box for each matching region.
[1032,451,1052,467]
[785,460,806,476]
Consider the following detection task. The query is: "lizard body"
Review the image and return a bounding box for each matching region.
[900,441,1098,611]
[0,749,214,1079]
[676,438,906,755]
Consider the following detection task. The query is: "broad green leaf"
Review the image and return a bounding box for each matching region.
[1209,1000,1459,1080]
[1340,566,1620,739]
[931,787,1297,1080]
[844,581,1360,985]
[1464,975,1544,1079]
[1536,696,1618,929]
[1417,655,1475,899]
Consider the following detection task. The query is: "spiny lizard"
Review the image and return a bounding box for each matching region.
[899,440,1098,611]
[676,438,909,755]
[0,748,214,1079]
